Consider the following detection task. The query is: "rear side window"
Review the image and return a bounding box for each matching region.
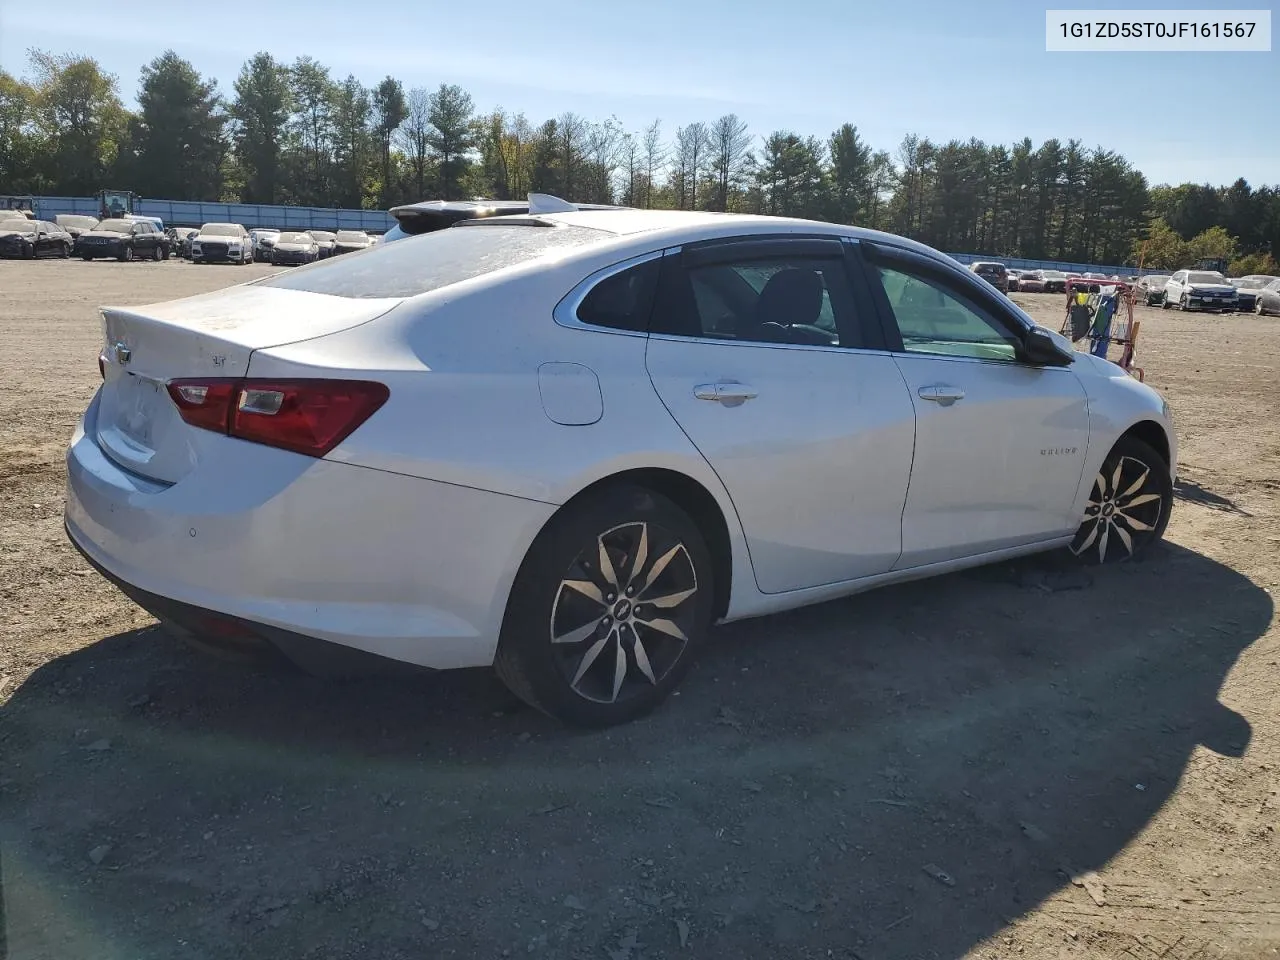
[260,224,604,299]
[576,258,660,331]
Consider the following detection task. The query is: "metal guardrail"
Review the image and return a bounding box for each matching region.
[30,196,395,232]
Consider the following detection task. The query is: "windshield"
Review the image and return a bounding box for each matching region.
[336,231,368,243]
[58,215,98,229]
[0,219,35,234]
[1041,270,1065,279]
[1234,278,1266,289]
[278,232,312,243]
[258,223,605,299]
[200,224,241,237]
[1188,272,1224,284]
[310,231,336,241]
[95,219,133,234]
[1143,275,1170,285]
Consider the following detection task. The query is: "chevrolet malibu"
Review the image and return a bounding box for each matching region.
[65,204,1177,727]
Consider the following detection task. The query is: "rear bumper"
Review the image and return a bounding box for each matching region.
[64,392,554,671]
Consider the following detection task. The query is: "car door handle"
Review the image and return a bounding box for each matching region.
[694,382,758,405]
[918,385,965,405]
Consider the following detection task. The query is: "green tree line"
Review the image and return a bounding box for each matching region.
[2,48,1277,272]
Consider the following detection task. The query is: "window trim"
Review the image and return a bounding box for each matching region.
[553,249,667,338]
[859,241,1048,367]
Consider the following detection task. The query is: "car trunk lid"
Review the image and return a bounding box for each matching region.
[95,284,401,483]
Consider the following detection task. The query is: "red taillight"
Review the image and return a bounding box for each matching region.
[98,353,106,379]
[166,378,238,433]
[166,378,389,457]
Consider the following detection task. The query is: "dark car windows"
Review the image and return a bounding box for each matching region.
[652,253,862,348]
[576,258,660,331]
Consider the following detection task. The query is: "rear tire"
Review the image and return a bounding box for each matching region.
[1068,436,1172,565]
[495,485,713,727]
[151,245,162,261]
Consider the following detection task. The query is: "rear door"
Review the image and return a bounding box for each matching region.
[643,237,917,593]
[860,242,1090,567]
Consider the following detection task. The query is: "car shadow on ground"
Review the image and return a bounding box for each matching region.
[0,542,1270,960]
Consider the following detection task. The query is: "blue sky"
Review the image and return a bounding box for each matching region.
[1,0,1275,187]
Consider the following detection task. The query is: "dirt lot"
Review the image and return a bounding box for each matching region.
[1,258,1277,960]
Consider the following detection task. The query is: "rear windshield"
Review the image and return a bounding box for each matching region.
[259,223,605,299]
[278,232,312,243]
[336,231,368,242]
[310,231,336,241]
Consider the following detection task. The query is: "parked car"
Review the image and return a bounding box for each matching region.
[1229,275,1276,312]
[309,230,338,258]
[176,229,199,260]
[1039,270,1069,293]
[76,218,169,261]
[251,229,281,262]
[55,214,100,253]
[0,218,74,258]
[1162,270,1237,312]
[66,203,1177,727]
[1135,274,1171,306]
[969,261,1009,292]
[1017,270,1046,293]
[1252,278,1280,316]
[190,223,253,264]
[1006,269,1021,292]
[126,214,165,232]
[333,230,373,255]
[270,231,321,265]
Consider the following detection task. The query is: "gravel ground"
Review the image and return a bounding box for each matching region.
[0,258,1277,960]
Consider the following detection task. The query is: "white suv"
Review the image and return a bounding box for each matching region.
[1163,270,1238,313]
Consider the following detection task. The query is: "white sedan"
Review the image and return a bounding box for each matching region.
[65,202,1177,727]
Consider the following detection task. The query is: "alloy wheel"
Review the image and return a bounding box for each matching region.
[549,521,698,704]
[1070,455,1164,563]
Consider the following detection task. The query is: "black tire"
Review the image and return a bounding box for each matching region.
[495,485,714,727]
[1068,436,1172,565]
[81,254,93,261]
[1160,294,1171,309]
[60,242,71,258]
[151,245,163,261]
[161,246,170,261]
[1255,300,1265,316]
[118,245,134,262]
[1179,293,1188,311]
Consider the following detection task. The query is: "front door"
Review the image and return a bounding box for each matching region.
[644,237,917,594]
[861,244,1091,568]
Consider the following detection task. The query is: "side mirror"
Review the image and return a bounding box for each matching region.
[1019,326,1074,367]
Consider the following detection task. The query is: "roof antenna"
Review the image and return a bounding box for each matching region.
[527,193,578,214]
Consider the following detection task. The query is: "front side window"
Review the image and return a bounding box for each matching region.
[652,252,862,348]
[874,264,1022,363]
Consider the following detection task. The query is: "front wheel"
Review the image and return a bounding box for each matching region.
[1069,436,1172,565]
[151,245,163,261]
[60,243,71,258]
[119,245,134,262]
[1257,300,1266,316]
[495,485,714,727]
[1160,294,1170,309]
